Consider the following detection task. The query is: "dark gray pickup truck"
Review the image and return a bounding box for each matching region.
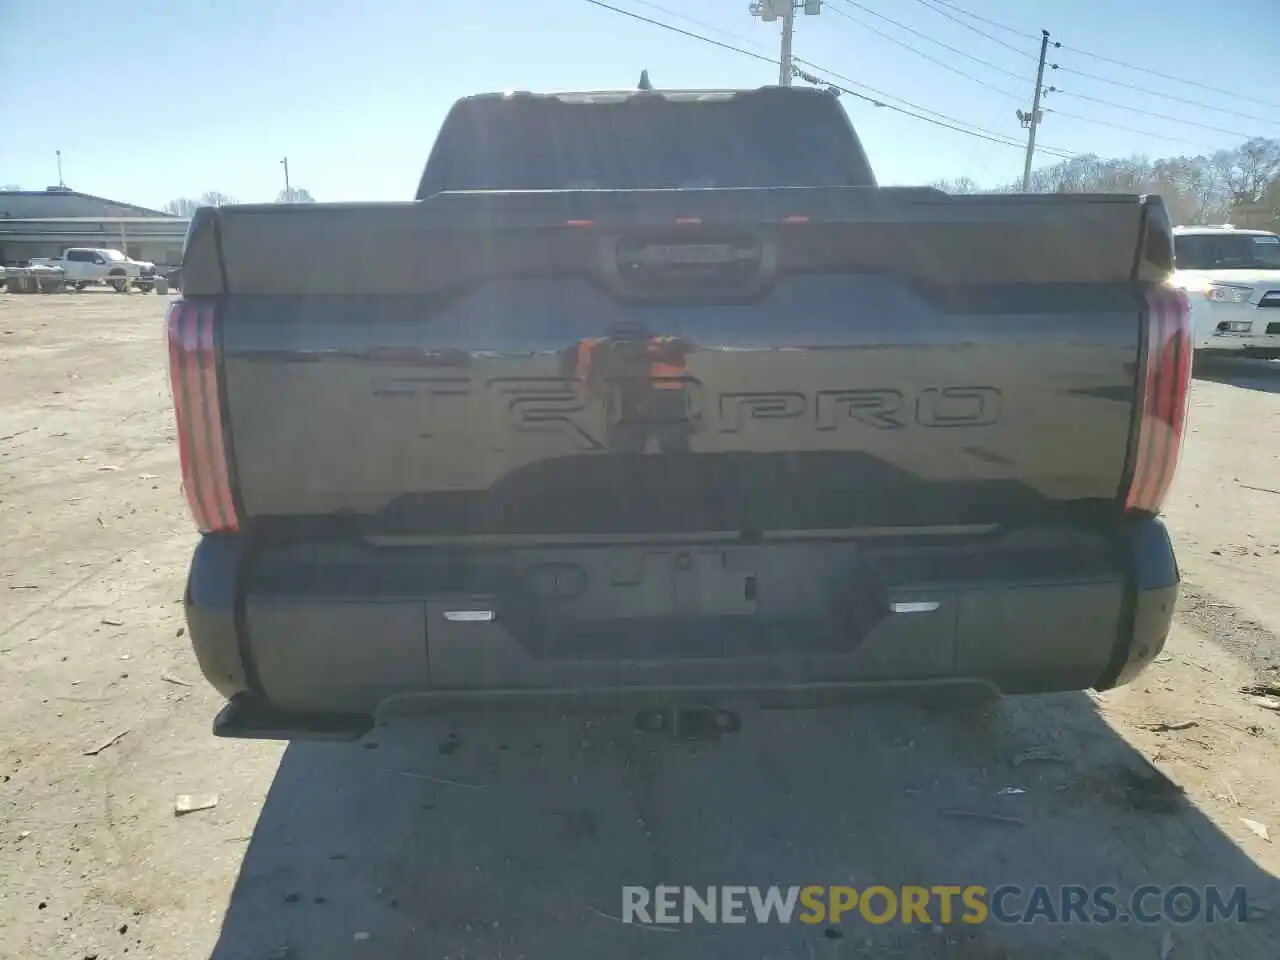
[169,85,1192,740]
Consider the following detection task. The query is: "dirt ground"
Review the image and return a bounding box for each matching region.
[2,293,1279,960]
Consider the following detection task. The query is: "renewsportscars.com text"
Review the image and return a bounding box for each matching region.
[621,885,1249,926]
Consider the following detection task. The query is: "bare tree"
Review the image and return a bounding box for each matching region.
[276,187,316,203]
[1152,157,1230,225]
[1261,176,1280,214]
[164,197,201,217]
[199,191,236,207]
[1234,173,1280,230]
[1,183,20,191]
[1005,150,1251,226]
[1211,138,1280,204]
[923,136,1279,229]
[930,177,982,194]
[1026,154,1110,194]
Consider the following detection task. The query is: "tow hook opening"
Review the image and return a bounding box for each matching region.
[634,705,741,741]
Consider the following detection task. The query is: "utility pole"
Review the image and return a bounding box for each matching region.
[280,157,291,198]
[1020,30,1050,193]
[778,1,795,86]
[751,2,821,87]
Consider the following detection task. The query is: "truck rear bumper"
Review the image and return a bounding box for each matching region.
[187,521,1179,740]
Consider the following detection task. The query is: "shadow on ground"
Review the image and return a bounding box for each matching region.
[208,695,1279,960]
[1194,357,1280,394]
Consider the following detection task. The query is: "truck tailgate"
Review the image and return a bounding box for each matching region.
[182,188,1156,537]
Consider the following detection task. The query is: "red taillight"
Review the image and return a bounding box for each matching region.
[166,299,239,533]
[1125,285,1192,516]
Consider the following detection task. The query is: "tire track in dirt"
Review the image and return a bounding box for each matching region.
[1179,582,1280,682]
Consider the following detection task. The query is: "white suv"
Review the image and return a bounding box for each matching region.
[1173,225,1280,359]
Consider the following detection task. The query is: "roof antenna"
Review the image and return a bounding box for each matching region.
[637,69,653,91]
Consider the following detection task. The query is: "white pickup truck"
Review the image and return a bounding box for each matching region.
[31,248,158,293]
[1173,225,1280,359]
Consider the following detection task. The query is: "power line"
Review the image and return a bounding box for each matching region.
[926,0,1038,40]
[826,5,1022,96]
[923,0,1280,112]
[1045,108,1213,153]
[824,1,1233,164]
[909,0,1037,59]
[1055,89,1256,140]
[1053,66,1280,128]
[1057,44,1280,113]
[821,2,1079,159]
[824,83,1072,155]
[791,56,1075,158]
[580,0,780,68]
[826,2,1236,159]
[624,0,772,57]
[831,1,1223,153]
[862,0,1271,143]
[826,0,1027,89]
[579,0,1074,159]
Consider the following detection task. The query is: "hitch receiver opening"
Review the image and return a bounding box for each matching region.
[634,705,742,741]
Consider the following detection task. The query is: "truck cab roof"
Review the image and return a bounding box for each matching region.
[455,85,837,105]
[417,85,873,197]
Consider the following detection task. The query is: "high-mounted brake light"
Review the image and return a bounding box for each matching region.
[166,300,239,533]
[1125,285,1192,516]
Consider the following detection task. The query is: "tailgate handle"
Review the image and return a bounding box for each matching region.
[597,230,778,300]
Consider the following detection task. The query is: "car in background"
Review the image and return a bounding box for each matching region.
[1173,225,1280,359]
[32,247,158,293]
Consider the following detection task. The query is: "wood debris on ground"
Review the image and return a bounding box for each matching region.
[83,730,129,756]
[174,794,219,816]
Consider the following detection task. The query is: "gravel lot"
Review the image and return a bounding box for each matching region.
[2,293,1279,960]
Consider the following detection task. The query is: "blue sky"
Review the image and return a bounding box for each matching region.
[2,0,1277,208]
